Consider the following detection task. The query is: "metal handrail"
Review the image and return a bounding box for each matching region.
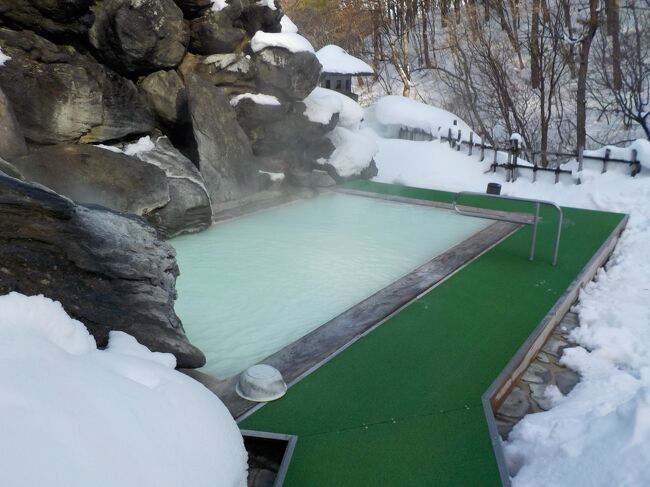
[452,191,563,266]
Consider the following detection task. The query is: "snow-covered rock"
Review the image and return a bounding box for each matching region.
[0,174,205,367]
[315,45,373,75]
[0,47,9,65]
[250,32,314,53]
[280,14,298,33]
[230,93,281,107]
[303,87,364,130]
[318,127,378,180]
[0,292,247,487]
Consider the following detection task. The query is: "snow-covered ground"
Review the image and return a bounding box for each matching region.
[364,96,650,486]
[0,293,248,487]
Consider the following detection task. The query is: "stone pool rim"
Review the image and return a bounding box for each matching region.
[183,187,523,420]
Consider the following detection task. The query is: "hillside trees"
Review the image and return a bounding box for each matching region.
[283,0,650,154]
[592,1,650,139]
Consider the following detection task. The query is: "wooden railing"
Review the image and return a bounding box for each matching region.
[432,122,642,183]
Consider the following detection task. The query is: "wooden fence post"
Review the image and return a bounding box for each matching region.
[480,137,485,161]
[456,129,462,151]
[469,132,473,156]
[631,149,641,176]
[602,148,610,173]
[511,139,519,181]
[448,127,453,147]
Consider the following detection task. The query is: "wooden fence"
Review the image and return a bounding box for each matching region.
[435,122,642,184]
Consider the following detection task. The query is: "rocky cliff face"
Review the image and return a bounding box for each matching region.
[0,0,376,366]
[0,173,205,368]
[0,0,374,217]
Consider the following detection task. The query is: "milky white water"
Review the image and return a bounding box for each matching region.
[172,192,489,378]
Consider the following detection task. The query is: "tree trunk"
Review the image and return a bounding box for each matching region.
[606,0,622,89]
[531,0,541,89]
[576,0,599,152]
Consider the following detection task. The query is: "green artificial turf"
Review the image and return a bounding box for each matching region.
[241,181,625,486]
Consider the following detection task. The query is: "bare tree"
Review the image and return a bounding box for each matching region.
[593,1,650,139]
[572,0,602,152]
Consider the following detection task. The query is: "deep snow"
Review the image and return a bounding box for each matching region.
[365,95,650,487]
[0,293,248,487]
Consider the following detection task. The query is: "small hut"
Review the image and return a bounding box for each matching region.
[315,45,374,101]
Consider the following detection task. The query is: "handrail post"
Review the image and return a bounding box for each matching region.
[452,192,563,267]
[529,202,540,261]
[552,204,563,266]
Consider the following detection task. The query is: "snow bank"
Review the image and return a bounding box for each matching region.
[319,127,377,178]
[363,96,476,142]
[250,32,314,53]
[303,87,364,130]
[0,293,248,487]
[315,45,373,75]
[230,93,281,107]
[580,139,650,170]
[280,14,298,33]
[371,136,494,191]
[501,166,650,487]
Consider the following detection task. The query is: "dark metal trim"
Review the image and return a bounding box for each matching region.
[240,429,298,487]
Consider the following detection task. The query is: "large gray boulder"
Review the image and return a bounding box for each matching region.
[138,70,189,127]
[185,73,259,210]
[132,136,212,237]
[0,173,205,368]
[253,47,321,101]
[89,0,189,75]
[173,0,213,18]
[182,52,257,95]
[238,0,282,35]
[0,88,27,161]
[190,8,246,55]
[0,0,94,38]
[11,141,213,237]
[10,144,171,218]
[235,98,336,176]
[0,28,154,144]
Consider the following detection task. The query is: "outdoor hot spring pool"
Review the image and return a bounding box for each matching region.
[171,192,491,378]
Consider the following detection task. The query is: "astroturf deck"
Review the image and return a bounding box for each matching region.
[240,181,625,486]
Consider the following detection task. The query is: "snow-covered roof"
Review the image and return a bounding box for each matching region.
[316,45,373,76]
